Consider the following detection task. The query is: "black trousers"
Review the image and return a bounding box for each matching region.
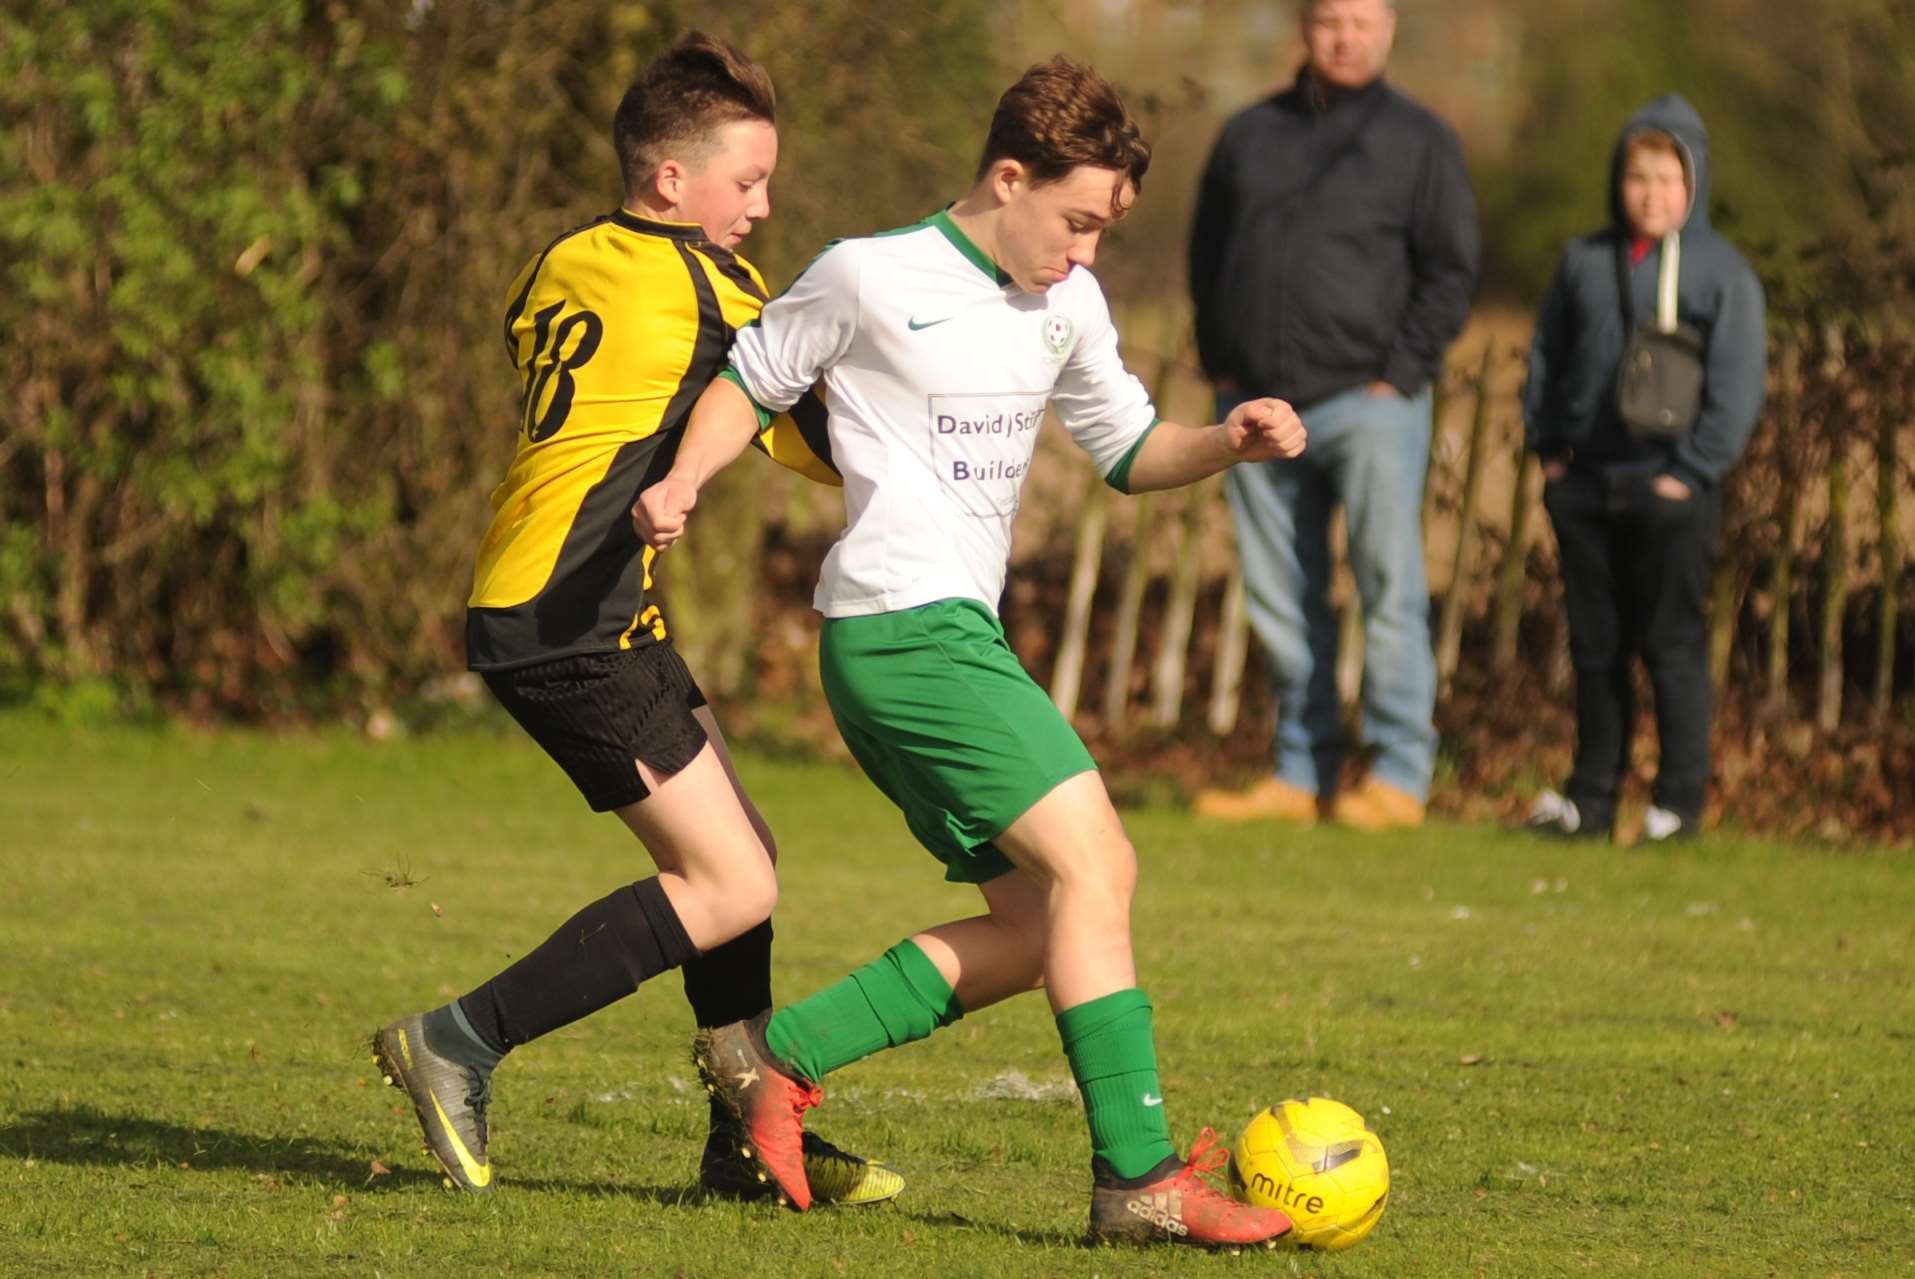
[1542,469,1721,831]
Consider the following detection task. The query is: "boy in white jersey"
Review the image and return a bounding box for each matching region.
[636,57,1306,1247]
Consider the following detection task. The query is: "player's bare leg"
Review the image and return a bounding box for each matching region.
[372,737,773,1193]
[908,869,1048,1012]
[922,773,1292,1248]
[730,771,1289,1244]
[678,709,905,1207]
[616,734,779,951]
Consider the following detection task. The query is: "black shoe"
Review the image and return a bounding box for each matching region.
[700,1120,905,1205]
[1525,790,1609,841]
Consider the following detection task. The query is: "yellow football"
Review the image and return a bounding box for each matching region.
[1228,1096,1390,1251]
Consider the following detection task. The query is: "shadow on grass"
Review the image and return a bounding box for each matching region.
[895,1209,1086,1248]
[1,1108,1118,1242]
[0,1106,694,1206]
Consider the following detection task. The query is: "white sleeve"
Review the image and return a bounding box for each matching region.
[727,240,861,413]
[1049,276,1157,478]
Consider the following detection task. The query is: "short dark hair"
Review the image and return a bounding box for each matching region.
[613,32,775,198]
[974,55,1150,214]
[1303,0,1397,14]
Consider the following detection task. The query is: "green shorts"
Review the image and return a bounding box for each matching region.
[819,598,1098,884]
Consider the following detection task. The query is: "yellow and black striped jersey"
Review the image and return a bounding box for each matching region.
[465,209,837,672]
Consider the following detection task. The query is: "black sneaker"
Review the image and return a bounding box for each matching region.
[700,1118,905,1206]
[1525,790,1608,841]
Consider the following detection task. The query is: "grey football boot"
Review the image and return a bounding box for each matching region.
[370,1005,502,1192]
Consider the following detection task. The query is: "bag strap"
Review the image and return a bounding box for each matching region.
[1615,232,1683,335]
[1612,237,1637,336]
[1656,233,1681,334]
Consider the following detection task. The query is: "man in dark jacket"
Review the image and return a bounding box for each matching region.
[1188,0,1479,831]
[1523,92,1766,843]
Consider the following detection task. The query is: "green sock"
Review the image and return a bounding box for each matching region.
[765,940,963,1084]
[1057,988,1176,1180]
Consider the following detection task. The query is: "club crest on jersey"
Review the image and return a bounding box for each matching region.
[1042,315,1073,357]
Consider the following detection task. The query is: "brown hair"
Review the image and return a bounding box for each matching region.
[974,55,1150,213]
[613,32,775,198]
[1623,128,1689,187]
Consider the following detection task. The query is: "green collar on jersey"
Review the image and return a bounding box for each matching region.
[929,208,1014,287]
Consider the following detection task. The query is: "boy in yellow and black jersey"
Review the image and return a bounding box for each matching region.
[369,32,897,1208]
[467,205,835,670]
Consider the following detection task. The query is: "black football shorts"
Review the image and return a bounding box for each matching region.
[482,642,710,811]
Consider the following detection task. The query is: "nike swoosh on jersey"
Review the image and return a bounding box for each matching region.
[907,315,954,330]
[1142,1093,1164,1106]
[426,1087,493,1187]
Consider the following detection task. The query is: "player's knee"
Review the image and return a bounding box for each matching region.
[1096,843,1138,922]
[741,805,779,867]
[1050,836,1137,914]
[722,858,779,932]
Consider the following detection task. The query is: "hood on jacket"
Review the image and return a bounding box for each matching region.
[1608,92,1711,235]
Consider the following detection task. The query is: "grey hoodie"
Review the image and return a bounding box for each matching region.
[1522,93,1767,490]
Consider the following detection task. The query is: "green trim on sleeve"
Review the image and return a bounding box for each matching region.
[1102,418,1161,494]
[718,366,774,429]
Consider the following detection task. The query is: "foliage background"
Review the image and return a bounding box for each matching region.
[0,0,999,715]
[4,0,1915,836]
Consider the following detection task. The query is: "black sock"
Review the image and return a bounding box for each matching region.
[681,920,774,1029]
[682,920,773,1134]
[458,876,697,1053]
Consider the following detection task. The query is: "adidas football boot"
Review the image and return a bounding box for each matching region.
[1088,1127,1293,1249]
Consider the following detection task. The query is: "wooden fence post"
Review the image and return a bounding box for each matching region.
[1208,567,1251,736]
[1490,433,1537,667]
[1149,482,1207,728]
[1817,324,1850,733]
[1422,360,1449,537]
[1435,345,1496,688]
[1335,561,1364,711]
[1049,472,1110,719]
[1707,483,1741,692]
[1874,403,1902,720]
[1102,494,1155,729]
[1102,341,1186,729]
[1766,335,1803,717]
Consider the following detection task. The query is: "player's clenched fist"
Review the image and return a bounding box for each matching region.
[1223,397,1307,462]
[633,475,698,549]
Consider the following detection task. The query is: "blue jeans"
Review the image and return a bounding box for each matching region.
[1221,385,1437,801]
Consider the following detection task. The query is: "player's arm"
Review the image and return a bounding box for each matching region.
[1052,282,1305,496]
[1117,399,1305,493]
[634,376,764,549]
[634,241,861,549]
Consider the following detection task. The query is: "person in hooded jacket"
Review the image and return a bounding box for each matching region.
[1523,93,1767,843]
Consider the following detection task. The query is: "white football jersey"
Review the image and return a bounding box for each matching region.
[727,209,1157,619]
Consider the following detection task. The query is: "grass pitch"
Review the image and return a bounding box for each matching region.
[2,710,1912,1276]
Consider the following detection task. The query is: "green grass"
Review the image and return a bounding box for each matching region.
[2,710,1912,1277]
